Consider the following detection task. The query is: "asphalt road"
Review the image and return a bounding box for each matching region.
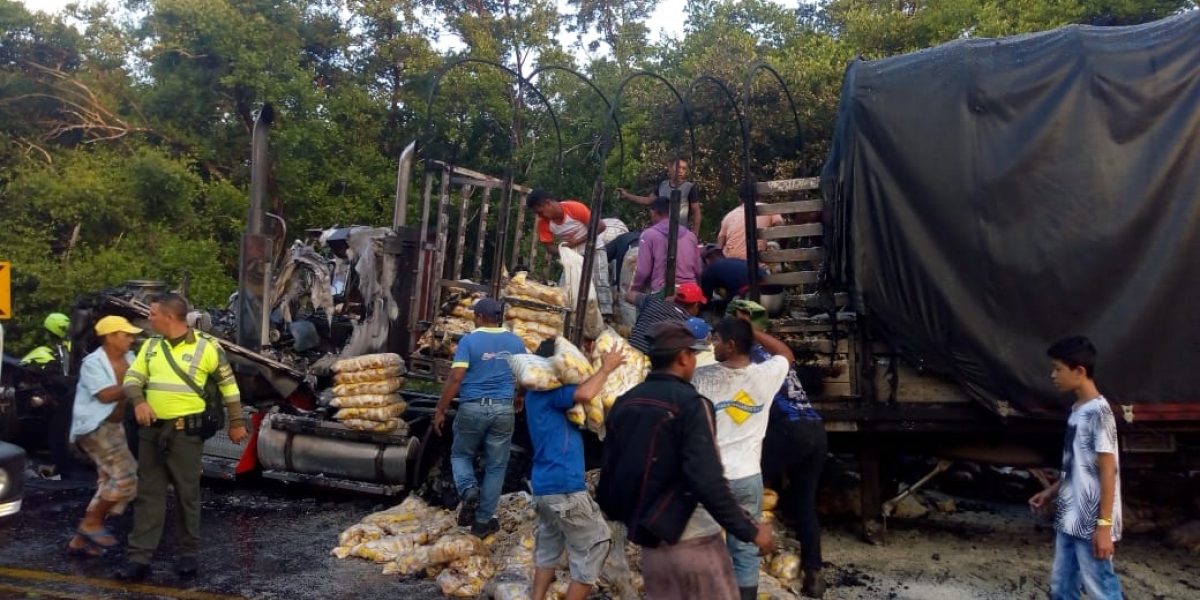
[0,469,445,600]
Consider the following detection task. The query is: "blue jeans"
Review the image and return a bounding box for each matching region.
[726,473,763,588]
[450,401,515,525]
[1050,531,1123,600]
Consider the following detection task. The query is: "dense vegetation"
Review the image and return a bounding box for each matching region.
[1,0,1191,349]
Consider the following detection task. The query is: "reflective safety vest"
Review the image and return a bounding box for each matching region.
[124,330,241,419]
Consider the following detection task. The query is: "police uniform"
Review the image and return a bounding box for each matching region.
[122,329,243,568]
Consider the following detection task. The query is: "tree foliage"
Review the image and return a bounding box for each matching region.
[1,0,1193,347]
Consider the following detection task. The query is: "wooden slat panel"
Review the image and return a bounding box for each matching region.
[755,200,824,216]
[760,247,824,263]
[758,223,823,240]
[756,177,820,196]
[762,270,819,286]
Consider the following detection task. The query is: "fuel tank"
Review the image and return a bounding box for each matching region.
[256,411,417,486]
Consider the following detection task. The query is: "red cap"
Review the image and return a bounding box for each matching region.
[675,282,707,304]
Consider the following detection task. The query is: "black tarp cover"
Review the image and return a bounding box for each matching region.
[821,12,1200,419]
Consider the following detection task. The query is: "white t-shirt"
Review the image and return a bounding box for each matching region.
[692,355,790,480]
[1055,396,1122,542]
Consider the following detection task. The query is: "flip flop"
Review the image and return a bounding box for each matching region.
[67,536,104,557]
[76,526,119,549]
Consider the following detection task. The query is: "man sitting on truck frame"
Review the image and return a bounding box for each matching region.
[433,298,527,537]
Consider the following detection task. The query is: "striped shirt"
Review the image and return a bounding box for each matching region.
[628,294,689,354]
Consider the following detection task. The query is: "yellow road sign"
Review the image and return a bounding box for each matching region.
[0,261,9,319]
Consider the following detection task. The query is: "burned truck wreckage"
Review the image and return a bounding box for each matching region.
[29,20,1200,531]
[72,226,428,494]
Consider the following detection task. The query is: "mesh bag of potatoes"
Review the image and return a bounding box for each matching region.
[332,377,404,398]
[504,271,567,307]
[549,336,595,385]
[332,353,405,373]
[509,320,562,353]
[436,555,495,597]
[506,305,562,328]
[589,328,650,410]
[509,354,563,391]
[328,353,408,432]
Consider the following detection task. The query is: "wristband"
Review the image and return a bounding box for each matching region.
[1096,518,1112,526]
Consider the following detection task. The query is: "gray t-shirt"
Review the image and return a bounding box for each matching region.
[656,180,698,228]
[1055,396,1122,541]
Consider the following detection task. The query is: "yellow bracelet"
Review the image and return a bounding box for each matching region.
[1096,518,1112,526]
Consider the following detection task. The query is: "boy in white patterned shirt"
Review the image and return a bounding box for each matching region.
[1029,336,1123,600]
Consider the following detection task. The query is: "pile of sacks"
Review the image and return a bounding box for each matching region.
[503,272,567,352]
[507,331,648,437]
[332,493,643,599]
[331,488,804,599]
[329,353,407,432]
[416,289,485,358]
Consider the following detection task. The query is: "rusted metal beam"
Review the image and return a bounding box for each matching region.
[414,171,435,327]
[474,188,492,283]
[511,188,527,271]
[453,185,475,280]
[425,160,533,193]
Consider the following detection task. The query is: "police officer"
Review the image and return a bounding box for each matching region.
[117,293,247,581]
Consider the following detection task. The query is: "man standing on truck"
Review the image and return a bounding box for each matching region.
[1029,336,1123,600]
[596,320,773,600]
[433,297,527,537]
[625,282,706,355]
[692,316,793,600]
[526,189,613,317]
[524,348,624,600]
[629,197,703,298]
[617,157,702,233]
[118,293,247,582]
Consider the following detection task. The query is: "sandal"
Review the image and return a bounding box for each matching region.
[76,526,119,549]
[67,535,104,557]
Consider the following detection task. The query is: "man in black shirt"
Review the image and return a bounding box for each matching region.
[597,321,773,600]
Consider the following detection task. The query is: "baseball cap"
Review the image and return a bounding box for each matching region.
[686,317,711,342]
[646,320,709,352]
[701,244,724,260]
[675,282,707,305]
[94,315,143,337]
[472,297,504,321]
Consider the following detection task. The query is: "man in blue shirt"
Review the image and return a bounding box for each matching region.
[434,298,527,537]
[524,349,623,600]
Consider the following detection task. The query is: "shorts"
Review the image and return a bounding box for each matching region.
[533,491,612,584]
